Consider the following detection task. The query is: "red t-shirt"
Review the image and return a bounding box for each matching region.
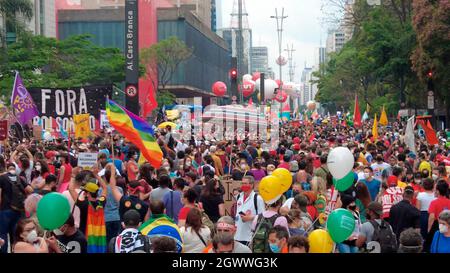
[428,197,450,217]
[410,182,424,206]
[178,206,192,221]
[306,205,318,220]
[48,164,56,175]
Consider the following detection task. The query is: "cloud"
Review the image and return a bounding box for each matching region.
[219,0,327,81]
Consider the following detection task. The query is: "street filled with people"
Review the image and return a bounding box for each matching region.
[0,115,449,254]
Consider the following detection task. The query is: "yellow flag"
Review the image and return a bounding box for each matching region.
[73,113,91,139]
[138,152,147,166]
[379,106,388,126]
[372,114,378,140]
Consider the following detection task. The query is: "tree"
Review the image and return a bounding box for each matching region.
[0,34,126,98]
[140,36,193,92]
[0,0,34,47]
[411,0,450,122]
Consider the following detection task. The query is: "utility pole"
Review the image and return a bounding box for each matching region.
[271,8,288,123]
[238,0,244,104]
[285,44,296,82]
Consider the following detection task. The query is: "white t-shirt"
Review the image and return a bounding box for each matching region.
[14,161,34,184]
[370,162,390,181]
[234,191,266,242]
[416,192,437,211]
[180,226,211,253]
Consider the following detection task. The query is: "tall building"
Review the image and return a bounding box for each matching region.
[169,0,212,30]
[300,67,313,105]
[251,46,268,74]
[215,0,222,30]
[326,29,345,54]
[211,0,217,32]
[266,67,275,79]
[314,47,326,69]
[14,0,57,38]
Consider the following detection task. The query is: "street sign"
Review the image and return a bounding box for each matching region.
[428,95,434,109]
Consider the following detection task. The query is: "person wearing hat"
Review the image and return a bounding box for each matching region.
[108,209,151,253]
[68,166,108,253]
[108,163,149,223]
[389,186,421,240]
[381,175,404,222]
[45,151,58,175]
[356,201,396,251]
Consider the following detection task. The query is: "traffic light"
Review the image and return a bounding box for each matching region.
[427,70,434,91]
[427,70,433,78]
[230,57,238,97]
[229,68,238,79]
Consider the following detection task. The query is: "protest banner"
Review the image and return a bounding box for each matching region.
[29,85,112,133]
[77,153,98,169]
[0,120,8,141]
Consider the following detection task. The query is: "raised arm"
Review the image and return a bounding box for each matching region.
[92,165,108,198]
[68,167,81,203]
[108,163,123,202]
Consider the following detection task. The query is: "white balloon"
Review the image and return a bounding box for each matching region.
[264,79,279,100]
[327,147,354,179]
[243,74,253,82]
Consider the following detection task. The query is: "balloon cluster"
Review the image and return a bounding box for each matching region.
[327,147,355,191]
[258,168,292,204]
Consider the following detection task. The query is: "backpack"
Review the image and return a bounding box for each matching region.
[7,174,26,212]
[251,214,279,253]
[369,220,398,253]
[196,204,215,237]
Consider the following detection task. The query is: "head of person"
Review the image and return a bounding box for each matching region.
[216,216,236,236]
[184,172,197,187]
[340,194,357,211]
[420,152,427,161]
[58,153,69,164]
[293,194,308,212]
[44,174,58,192]
[212,232,235,253]
[436,180,449,198]
[363,167,373,180]
[241,176,254,194]
[414,172,422,184]
[239,158,248,170]
[24,194,42,218]
[173,178,186,191]
[366,201,383,221]
[266,164,276,175]
[288,235,309,253]
[376,154,384,163]
[286,209,303,228]
[158,175,171,189]
[268,226,289,253]
[437,166,447,178]
[438,210,450,235]
[97,153,108,168]
[387,175,398,188]
[186,208,203,233]
[151,237,177,253]
[122,209,142,230]
[34,160,49,174]
[182,188,198,206]
[53,214,76,236]
[389,156,397,167]
[45,151,57,162]
[14,218,39,244]
[149,200,165,215]
[290,161,299,173]
[19,156,31,171]
[128,151,138,161]
[403,186,415,202]
[311,176,327,195]
[127,180,144,196]
[268,196,283,211]
[83,181,100,201]
[422,177,434,191]
[292,182,302,197]
[398,228,423,253]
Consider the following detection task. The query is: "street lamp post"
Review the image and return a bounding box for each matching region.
[271,8,288,124]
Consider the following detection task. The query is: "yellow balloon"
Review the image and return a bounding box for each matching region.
[258,175,282,204]
[308,229,334,253]
[272,168,292,193]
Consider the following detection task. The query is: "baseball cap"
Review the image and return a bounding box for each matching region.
[45,151,57,159]
[83,182,99,193]
[123,209,141,226]
[387,175,398,187]
[404,186,415,194]
[367,201,383,216]
[293,144,300,151]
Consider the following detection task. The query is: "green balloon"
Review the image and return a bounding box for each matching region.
[37,192,71,230]
[332,171,355,191]
[326,208,355,243]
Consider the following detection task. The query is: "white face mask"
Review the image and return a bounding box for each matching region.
[35,165,41,171]
[26,230,38,244]
[439,224,448,233]
[186,162,191,167]
[364,173,370,179]
[432,174,438,180]
[52,228,64,236]
[240,164,247,169]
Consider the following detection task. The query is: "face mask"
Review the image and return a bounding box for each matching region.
[35,165,41,171]
[348,205,357,211]
[26,230,38,244]
[53,227,64,236]
[9,170,16,175]
[240,164,247,169]
[241,184,252,192]
[439,224,448,233]
[164,166,170,171]
[364,173,370,179]
[186,162,191,167]
[269,243,281,253]
[432,174,438,180]
[268,171,273,175]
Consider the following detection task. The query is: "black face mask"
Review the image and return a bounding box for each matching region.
[348,205,357,211]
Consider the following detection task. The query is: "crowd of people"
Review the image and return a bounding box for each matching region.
[0,118,449,253]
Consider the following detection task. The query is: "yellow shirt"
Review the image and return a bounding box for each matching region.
[397,180,407,189]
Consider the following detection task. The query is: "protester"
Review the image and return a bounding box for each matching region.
[12,218,48,253]
[360,166,381,201]
[416,178,436,239]
[178,188,198,227]
[56,153,72,193]
[150,174,172,203]
[108,209,151,253]
[267,226,289,253]
[287,235,309,253]
[427,181,450,250]
[180,208,211,253]
[211,232,235,253]
[163,178,185,224]
[50,215,88,253]
[337,195,361,253]
[199,179,225,223]
[381,175,404,222]
[429,210,450,253]
[388,186,420,240]
[397,228,423,253]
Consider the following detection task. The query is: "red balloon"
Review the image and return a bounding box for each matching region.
[275,79,283,87]
[239,81,255,98]
[252,72,261,81]
[274,90,288,103]
[212,81,227,97]
[293,137,301,144]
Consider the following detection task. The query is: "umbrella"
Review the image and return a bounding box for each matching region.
[157,122,177,129]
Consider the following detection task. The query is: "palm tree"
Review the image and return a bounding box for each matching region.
[0,0,34,47]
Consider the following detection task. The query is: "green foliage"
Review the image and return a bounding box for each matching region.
[315,1,427,117]
[140,36,193,89]
[0,35,126,99]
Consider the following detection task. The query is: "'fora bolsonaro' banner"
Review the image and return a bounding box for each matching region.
[29,85,112,132]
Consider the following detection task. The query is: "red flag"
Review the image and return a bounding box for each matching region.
[353,94,362,128]
[418,120,438,145]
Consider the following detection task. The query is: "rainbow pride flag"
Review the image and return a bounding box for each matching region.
[139,214,183,253]
[106,99,163,168]
[86,205,107,253]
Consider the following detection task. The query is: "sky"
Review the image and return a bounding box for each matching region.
[219,0,328,82]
